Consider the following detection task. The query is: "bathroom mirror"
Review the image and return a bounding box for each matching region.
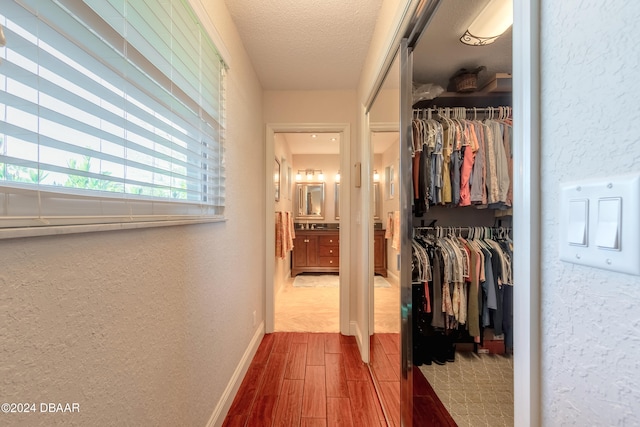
[274,157,280,202]
[295,182,325,219]
[335,183,340,220]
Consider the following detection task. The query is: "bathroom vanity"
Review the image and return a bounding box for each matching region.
[291,229,387,277]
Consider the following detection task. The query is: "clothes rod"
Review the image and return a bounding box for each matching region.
[412,106,512,118]
[413,226,512,230]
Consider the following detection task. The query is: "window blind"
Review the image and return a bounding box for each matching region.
[0,0,226,229]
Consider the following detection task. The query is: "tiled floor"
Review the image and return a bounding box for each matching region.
[418,351,515,427]
[223,332,386,427]
[275,274,400,333]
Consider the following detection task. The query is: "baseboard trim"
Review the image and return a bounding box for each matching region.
[205,322,265,427]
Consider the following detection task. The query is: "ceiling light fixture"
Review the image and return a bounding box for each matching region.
[460,0,513,46]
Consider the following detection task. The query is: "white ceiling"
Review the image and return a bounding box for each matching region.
[224,0,511,92]
[412,0,512,90]
[224,0,383,90]
[227,0,511,154]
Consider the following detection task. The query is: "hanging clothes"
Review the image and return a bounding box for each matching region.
[410,107,513,211]
[411,226,514,361]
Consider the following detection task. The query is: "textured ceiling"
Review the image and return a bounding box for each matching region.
[224,0,511,92]
[412,0,512,90]
[224,0,383,90]
[230,0,512,153]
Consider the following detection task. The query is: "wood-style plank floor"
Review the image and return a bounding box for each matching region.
[223,332,386,427]
[369,333,401,427]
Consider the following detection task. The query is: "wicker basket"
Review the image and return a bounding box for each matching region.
[453,73,478,93]
[448,66,486,93]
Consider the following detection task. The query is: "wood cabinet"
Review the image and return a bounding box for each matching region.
[374,229,387,277]
[291,230,338,277]
[291,229,387,277]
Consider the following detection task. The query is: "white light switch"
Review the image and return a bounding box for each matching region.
[596,198,621,250]
[568,199,588,246]
[559,173,640,276]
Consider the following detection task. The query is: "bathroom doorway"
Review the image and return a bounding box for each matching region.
[265,123,351,336]
[274,131,342,332]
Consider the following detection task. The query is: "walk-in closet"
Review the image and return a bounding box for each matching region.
[365,1,517,426]
[407,1,514,425]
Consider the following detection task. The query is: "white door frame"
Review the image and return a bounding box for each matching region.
[512,0,541,425]
[265,123,351,335]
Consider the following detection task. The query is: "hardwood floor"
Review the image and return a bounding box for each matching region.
[369,333,401,427]
[223,332,386,427]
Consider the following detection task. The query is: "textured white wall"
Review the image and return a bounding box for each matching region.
[540,1,640,425]
[0,0,265,425]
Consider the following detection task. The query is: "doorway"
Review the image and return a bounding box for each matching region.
[265,123,351,336]
[274,131,342,332]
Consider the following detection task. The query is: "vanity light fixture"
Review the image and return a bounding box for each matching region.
[373,170,380,182]
[296,169,324,181]
[460,0,513,46]
[335,171,341,182]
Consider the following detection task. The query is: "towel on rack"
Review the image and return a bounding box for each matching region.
[275,212,284,259]
[276,211,296,259]
[285,211,295,253]
[392,211,401,250]
[385,213,393,240]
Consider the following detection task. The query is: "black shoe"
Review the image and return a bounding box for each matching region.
[447,344,456,362]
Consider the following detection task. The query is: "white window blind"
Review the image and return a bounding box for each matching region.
[0,0,226,230]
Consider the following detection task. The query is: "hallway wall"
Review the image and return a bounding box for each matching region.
[0,1,265,425]
[540,1,640,424]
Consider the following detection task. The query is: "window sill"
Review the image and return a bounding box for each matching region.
[0,217,226,240]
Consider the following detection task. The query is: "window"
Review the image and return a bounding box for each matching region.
[0,0,227,231]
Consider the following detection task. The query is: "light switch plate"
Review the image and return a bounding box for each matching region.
[559,173,640,276]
